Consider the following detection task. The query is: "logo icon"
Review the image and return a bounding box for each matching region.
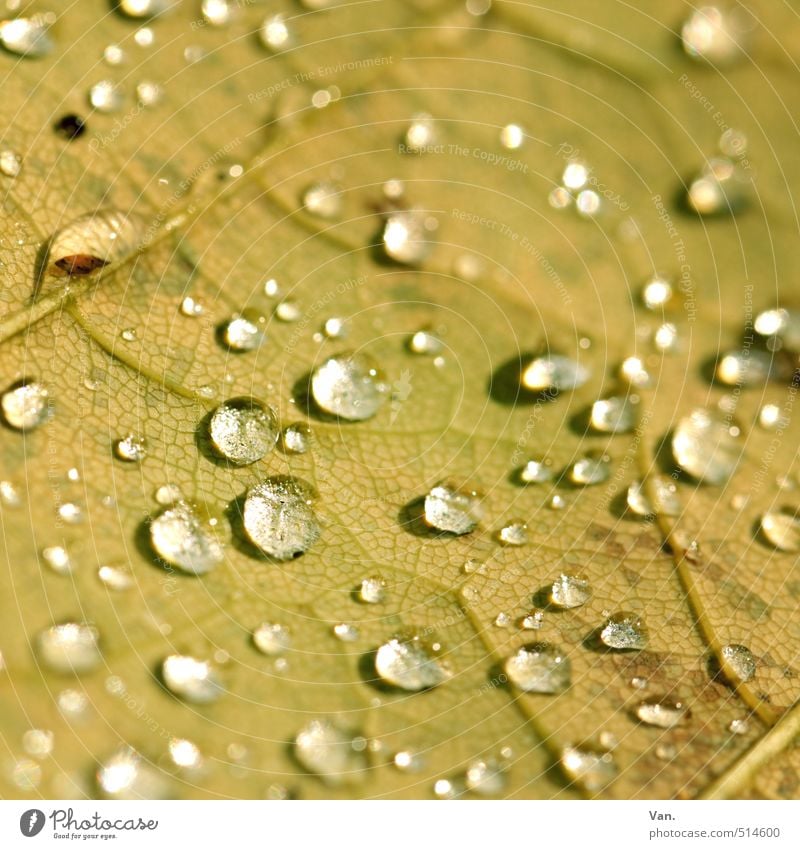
[19,809,45,837]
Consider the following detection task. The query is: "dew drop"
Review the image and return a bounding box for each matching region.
[310,351,389,421]
[136,80,162,107]
[500,123,524,150]
[504,642,571,693]
[0,149,22,177]
[280,422,312,454]
[253,622,291,656]
[576,190,602,217]
[403,113,436,152]
[497,520,528,546]
[423,480,483,535]
[168,738,203,770]
[358,576,386,604]
[374,635,449,691]
[754,308,800,349]
[42,545,72,575]
[382,210,432,264]
[333,622,359,642]
[408,329,444,355]
[118,0,170,18]
[242,476,321,560]
[208,397,279,465]
[150,501,226,575]
[521,354,589,392]
[23,728,54,759]
[58,502,83,524]
[728,718,749,735]
[550,573,592,609]
[494,612,511,628]
[682,6,747,64]
[759,510,800,552]
[221,313,266,351]
[720,643,756,683]
[560,745,617,792]
[97,564,133,591]
[294,720,367,786]
[620,355,651,387]
[394,750,423,772]
[89,80,123,113]
[1,381,49,430]
[641,275,673,310]
[0,14,53,57]
[47,209,141,276]
[569,455,611,486]
[322,316,346,339]
[161,654,222,704]
[259,14,290,50]
[517,458,552,485]
[634,697,690,729]
[672,407,740,485]
[599,612,647,650]
[758,404,784,431]
[465,759,506,796]
[302,181,342,219]
[521,610,544,630]
[686,158,748,216]
[11,759,41,790]
[590,396,636,433]
[201,0,232,26]
[274,300,302,322]
[36,623,101,674]
[715,350,772,386]
[654,322,679,353]
[121,328,137,342]
[0,480,21,507]
[154,483,182,505]
[562,160,590,191]
[104,44,125,65]
[626,477,681,518]
[97,747,168,799]
[114,433,147,462]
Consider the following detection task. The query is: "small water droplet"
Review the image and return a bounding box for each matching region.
[562,160,590,191]
[686,158,748,215]
[114,433,147,462]
[550,573,592,609]
[423,480,484,535]
[358,576,386,604]
[104,44,125,65]
[0,149,22,177]
[274,300,302,323]
[280,422,312,454]
[655,742,677,761]
[310,351,389,420]
[302,181,342,219]
[89,80,123,113]
[259,14,291,51]
[375,635,449,691]
[465,758,506,796]
[136,79,162,107]
[154,483,182,505]
[294,719,367,785]
[150,501,226,575]
[720,643,756,683]
[641,275,673,310]
[403,113,436,152]
[560,745,617,792]
[0,480,21,507]
[654,322,679,352]
[201,0,231,26]
[590,396,636,433]
[393,750,424,772]
[504,642,571,693]
[576,189,601,217]
[1,381,49,430]
[179,295,203,317]
[134,27,155,47]
[322,316,346,339]
[728,718,749,735]
[242,476,321,560]
[221,313,266,351]
[759,510,800,552]
[499,123,524,150]
[497,520,528,546]
[619,355,651,387]
[97,747,168,799]
[626,477,682,518]
[208,397,278,465]
[682,6,748,64]
[521,354,589,393]
[635,697,691,728]
[253,622,291,656]
[42,545,71,575]
[494,611,511,628]
[569,455,611,486]
[716,350,772,386]
[599,612,647,650]
[0,14,53,57]
[333,622,359,642]
[382,210,432,264]
[758,403,785,431]
[521,610,544,630]
[161,654,222,704]
[118,0,169,18]
[408,329,444,355]
[517,459,552,485]
[97,564,133,591]
[36,623,101,674]
[672,407,740,485]
[11,758,41,790]
[58,502,83,524]
[168,738,203,770]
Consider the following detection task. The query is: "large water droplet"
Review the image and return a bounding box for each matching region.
[590,396,636,433]
[599,612,647,650]
[253,622,291,656]
[1,381,49,430]
[310,351,389,420]
[634,697,691,728]
[423,481,484,535]
[374,635,449,691]
[161,654,222,704]
[569,455,611,486]
[97,747,169,799]
[114,433,147,462]
[672,408,740,485]
[504,643,571,693]
[294,720,367,785]
[221,313,266,352]
[560,745,617,792]
[681,6,748,64]
[626,478,682,518]
[759,510,800,552]
[0,14,53,58]
[47,209,141,276]
[36,623,101,674]
[242,476,321,560]
[521,354,589,392]
[382,210,432,264]
[208,397,279,465]
[150,501,226,575]
[550,573,592,609]
[720,643,756,683]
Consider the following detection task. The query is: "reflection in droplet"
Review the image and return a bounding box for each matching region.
[1,382,49,430]
[294,720,367,785]
[424,481,483,535]
[599,612,647,650]
[403,114,436,152]
[550,573,592,609]
[635,697,690,729]
[720,643,756,683]
[590,396,636,433]
[208,397,279,465]
[560,745,617,792]
[150,501,226,575]
[760,511,800,552]
[641,275,673,310]
[521,354,589,393]
[375,635,449,691]
[161,655,222,704]
[242,476,320,560]
[686,158,749,216]
[672,408,740,485]
[311,351,389,420]
[504,643,571,693]
[36,623,101,674]
[500,124,524,150]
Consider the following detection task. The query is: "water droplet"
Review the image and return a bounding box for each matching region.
[97,564,133,591]
[333,622,359,642]
[89,80,123,113]
[465,759,506,796]
[253,622,291,656]
[620,355,651,387]
[114,433,147,462]
[754,308,800,349]
[104,44,125,65]
[382,210,432,264]
[494,611,511,628]
[716,350,772,386]
[281,422,312,454]
[154,483,182,505]
[208,397,278,465]
[0,480,21,507]
[120,328,137,342]
[42,545,71,575]
[576,189,601,217]
[58,502,83,524]
[548,494,566,510]
[136,80,162,107]
[433,778,459,798]
[150,501,226,575]
[118,0,170,18]
[201,0,231,26]
[521,610,545,630]
[375,635,449,691]
[47,208,141,276]
[720,643,756,683]
[560,745,617,792]
[759,510,800,551]
[517,459,552,485]
[682,6,747,64]
[551,573,592,609]
[242,476,321,560]
[548,186,572,209]
[424,481,484,535]
[687,158,748,215]
[0,149,22,177]
[134,26,155,47]
[634,697,690,728]
[641,275,673,310]
[310,351,389,420]
[521,354,590,392]
[161,654,222,704]
[394,750,423,772]
[274,300,301,323]
[728,718,749,735]
[294,720,367,785]
[259,13,290,50]
[11,758,41,790]
[504,642,571,693]
[168,738,203,770]
[302,181,342,219]
[569,455,611,486]
[404,113,436,152]
[36,623,101,674]
[180,295,203,317]
[500,123,524,150]
[672,408,740,485]
[0,14,53,57]
[1,381,49,430]
[358,576,386,604]
[599,612,647,650]
[562,160,590,191]
[498,520,528,546]
[654,322,679,353]
[97,747,168,799]
[758,403,784,431]
[590,396,636,433]
[408,329,443,355]
[655,742,677,761]
[626,477,681,518]
[23,728,54,759]
[221,313,266,351]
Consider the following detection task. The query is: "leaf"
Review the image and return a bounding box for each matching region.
[0,0,798,800]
